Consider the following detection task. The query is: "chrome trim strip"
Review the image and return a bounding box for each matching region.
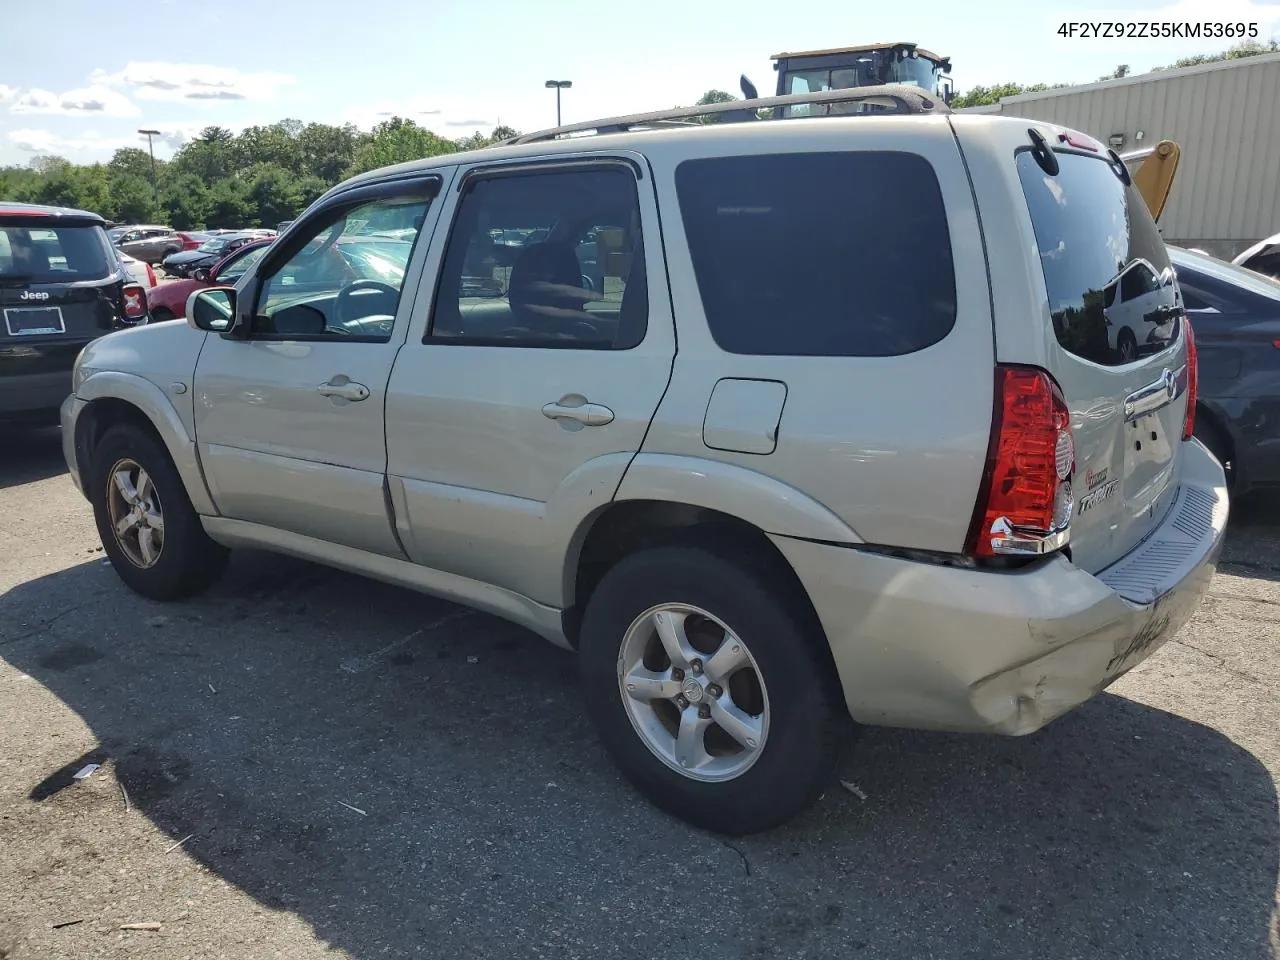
[1123,365,1186,422]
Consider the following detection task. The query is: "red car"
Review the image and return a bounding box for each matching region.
[144,238,273,321]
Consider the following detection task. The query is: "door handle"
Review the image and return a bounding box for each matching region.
[317,375,370,402]
[542,398,615,426]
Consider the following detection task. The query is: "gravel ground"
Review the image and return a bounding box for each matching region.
[1,424,1277,960]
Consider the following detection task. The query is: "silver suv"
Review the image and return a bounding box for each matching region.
[61,88,1228,835]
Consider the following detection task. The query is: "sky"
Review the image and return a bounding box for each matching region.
[1,0,1278,167]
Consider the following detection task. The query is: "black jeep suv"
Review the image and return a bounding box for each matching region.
[1,202,150,424]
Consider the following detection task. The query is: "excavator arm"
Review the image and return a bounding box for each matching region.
[1121,140,1180,223]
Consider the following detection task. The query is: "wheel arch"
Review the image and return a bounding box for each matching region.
[562,499,832,671]
[75,373,218,515]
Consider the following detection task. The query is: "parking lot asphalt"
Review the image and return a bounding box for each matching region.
[1,424,1278,960]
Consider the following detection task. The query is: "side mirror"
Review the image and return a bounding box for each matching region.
[192,268,210,283]
[187,287,236,333]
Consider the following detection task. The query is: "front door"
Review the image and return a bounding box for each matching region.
[384,155,675,606]
[193,174,448,557]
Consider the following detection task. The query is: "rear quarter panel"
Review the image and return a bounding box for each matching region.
[635,118,996,553]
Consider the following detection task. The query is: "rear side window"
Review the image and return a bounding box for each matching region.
[1017,150,1179,366]
[0,224,113,282]
[675,151,956,357]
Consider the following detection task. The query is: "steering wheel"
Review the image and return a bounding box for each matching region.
[335,279,400,327]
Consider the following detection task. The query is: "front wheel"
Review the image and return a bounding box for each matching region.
[90,423,228,600]
[578,546,847,835]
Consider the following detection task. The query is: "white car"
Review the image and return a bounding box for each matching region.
[115,248,157,289]
[1233,230,1280,280]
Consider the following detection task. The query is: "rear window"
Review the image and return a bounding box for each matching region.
[0,223,113,282]
[1017,150,1180,366]
[675,151,957,357]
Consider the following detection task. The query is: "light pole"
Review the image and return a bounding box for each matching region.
[544,80,572,126]
[137,128,160,204]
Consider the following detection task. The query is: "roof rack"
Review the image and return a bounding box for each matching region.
[505,83,949,145]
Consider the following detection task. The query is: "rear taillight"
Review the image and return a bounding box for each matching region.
[1182,318,1197,440]
[145,262,156,287]
[121,284,148,323]
[966,365,1075,559]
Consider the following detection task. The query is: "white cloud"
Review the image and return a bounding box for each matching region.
[6,123,204,157]
[9,84,140,117]
[91,61,295,105]
[341,98,493,134]
[0,84,18,102]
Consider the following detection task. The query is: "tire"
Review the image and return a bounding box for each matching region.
[578,546,847,835]
[90,423,228,600]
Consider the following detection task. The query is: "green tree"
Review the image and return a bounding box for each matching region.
[245,164,303,227]
[345,117,457,177]
[1152,38,1278,71]
[162,173,211,229]
[32,164,111,215]
[172,126,237,183]
[296,122,363,182]
[107,147,161,186]
[206,178,252,229]
[109,174,160,223]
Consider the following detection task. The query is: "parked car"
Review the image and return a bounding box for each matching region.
[117,227,207,265]
[145,238,274,321]
[114,248,157,289]
[1233,230,1280,281]
[2,202,149,424]
[162,232,266,279]
[60,102,1226,835]
[1168,245,1280,495]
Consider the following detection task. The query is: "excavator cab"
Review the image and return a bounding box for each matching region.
[748,43,953,117]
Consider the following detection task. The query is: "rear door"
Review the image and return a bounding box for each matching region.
[383,153,675,607]
[998,132,1189,572]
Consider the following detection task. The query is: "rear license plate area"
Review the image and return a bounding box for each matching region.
[4,306,66,337]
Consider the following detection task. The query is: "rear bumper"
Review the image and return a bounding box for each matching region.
[773,439,1228,735]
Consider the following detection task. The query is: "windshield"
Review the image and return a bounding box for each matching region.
[1171,246,1280,301]
[884,56,941,91]
[0,223,113,282]
[197,238,231,253]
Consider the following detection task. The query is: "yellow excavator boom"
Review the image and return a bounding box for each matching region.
[1121,140,1181,223]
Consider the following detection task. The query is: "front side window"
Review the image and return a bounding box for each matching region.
[253,194,429,342]
[1017,149,1180,366]
[676,151,956,357]
[429,165,647,350]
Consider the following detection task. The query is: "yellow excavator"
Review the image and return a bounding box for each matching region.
[1122,140,1181,223]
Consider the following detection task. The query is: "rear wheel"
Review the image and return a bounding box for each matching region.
[90,423,228,600]
[578,546,846,835]
[1117,328,1138,363]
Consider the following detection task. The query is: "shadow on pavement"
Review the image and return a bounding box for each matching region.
[0,425,67,490]
[1,551,1277,960]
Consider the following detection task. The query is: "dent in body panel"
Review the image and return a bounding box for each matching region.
[200,516,570,648]
[702,378,787,455]
[201,445,404,559]
[614,452,863,543]
[390,453,635,607]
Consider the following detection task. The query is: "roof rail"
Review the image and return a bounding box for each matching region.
[505,83,949,145]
